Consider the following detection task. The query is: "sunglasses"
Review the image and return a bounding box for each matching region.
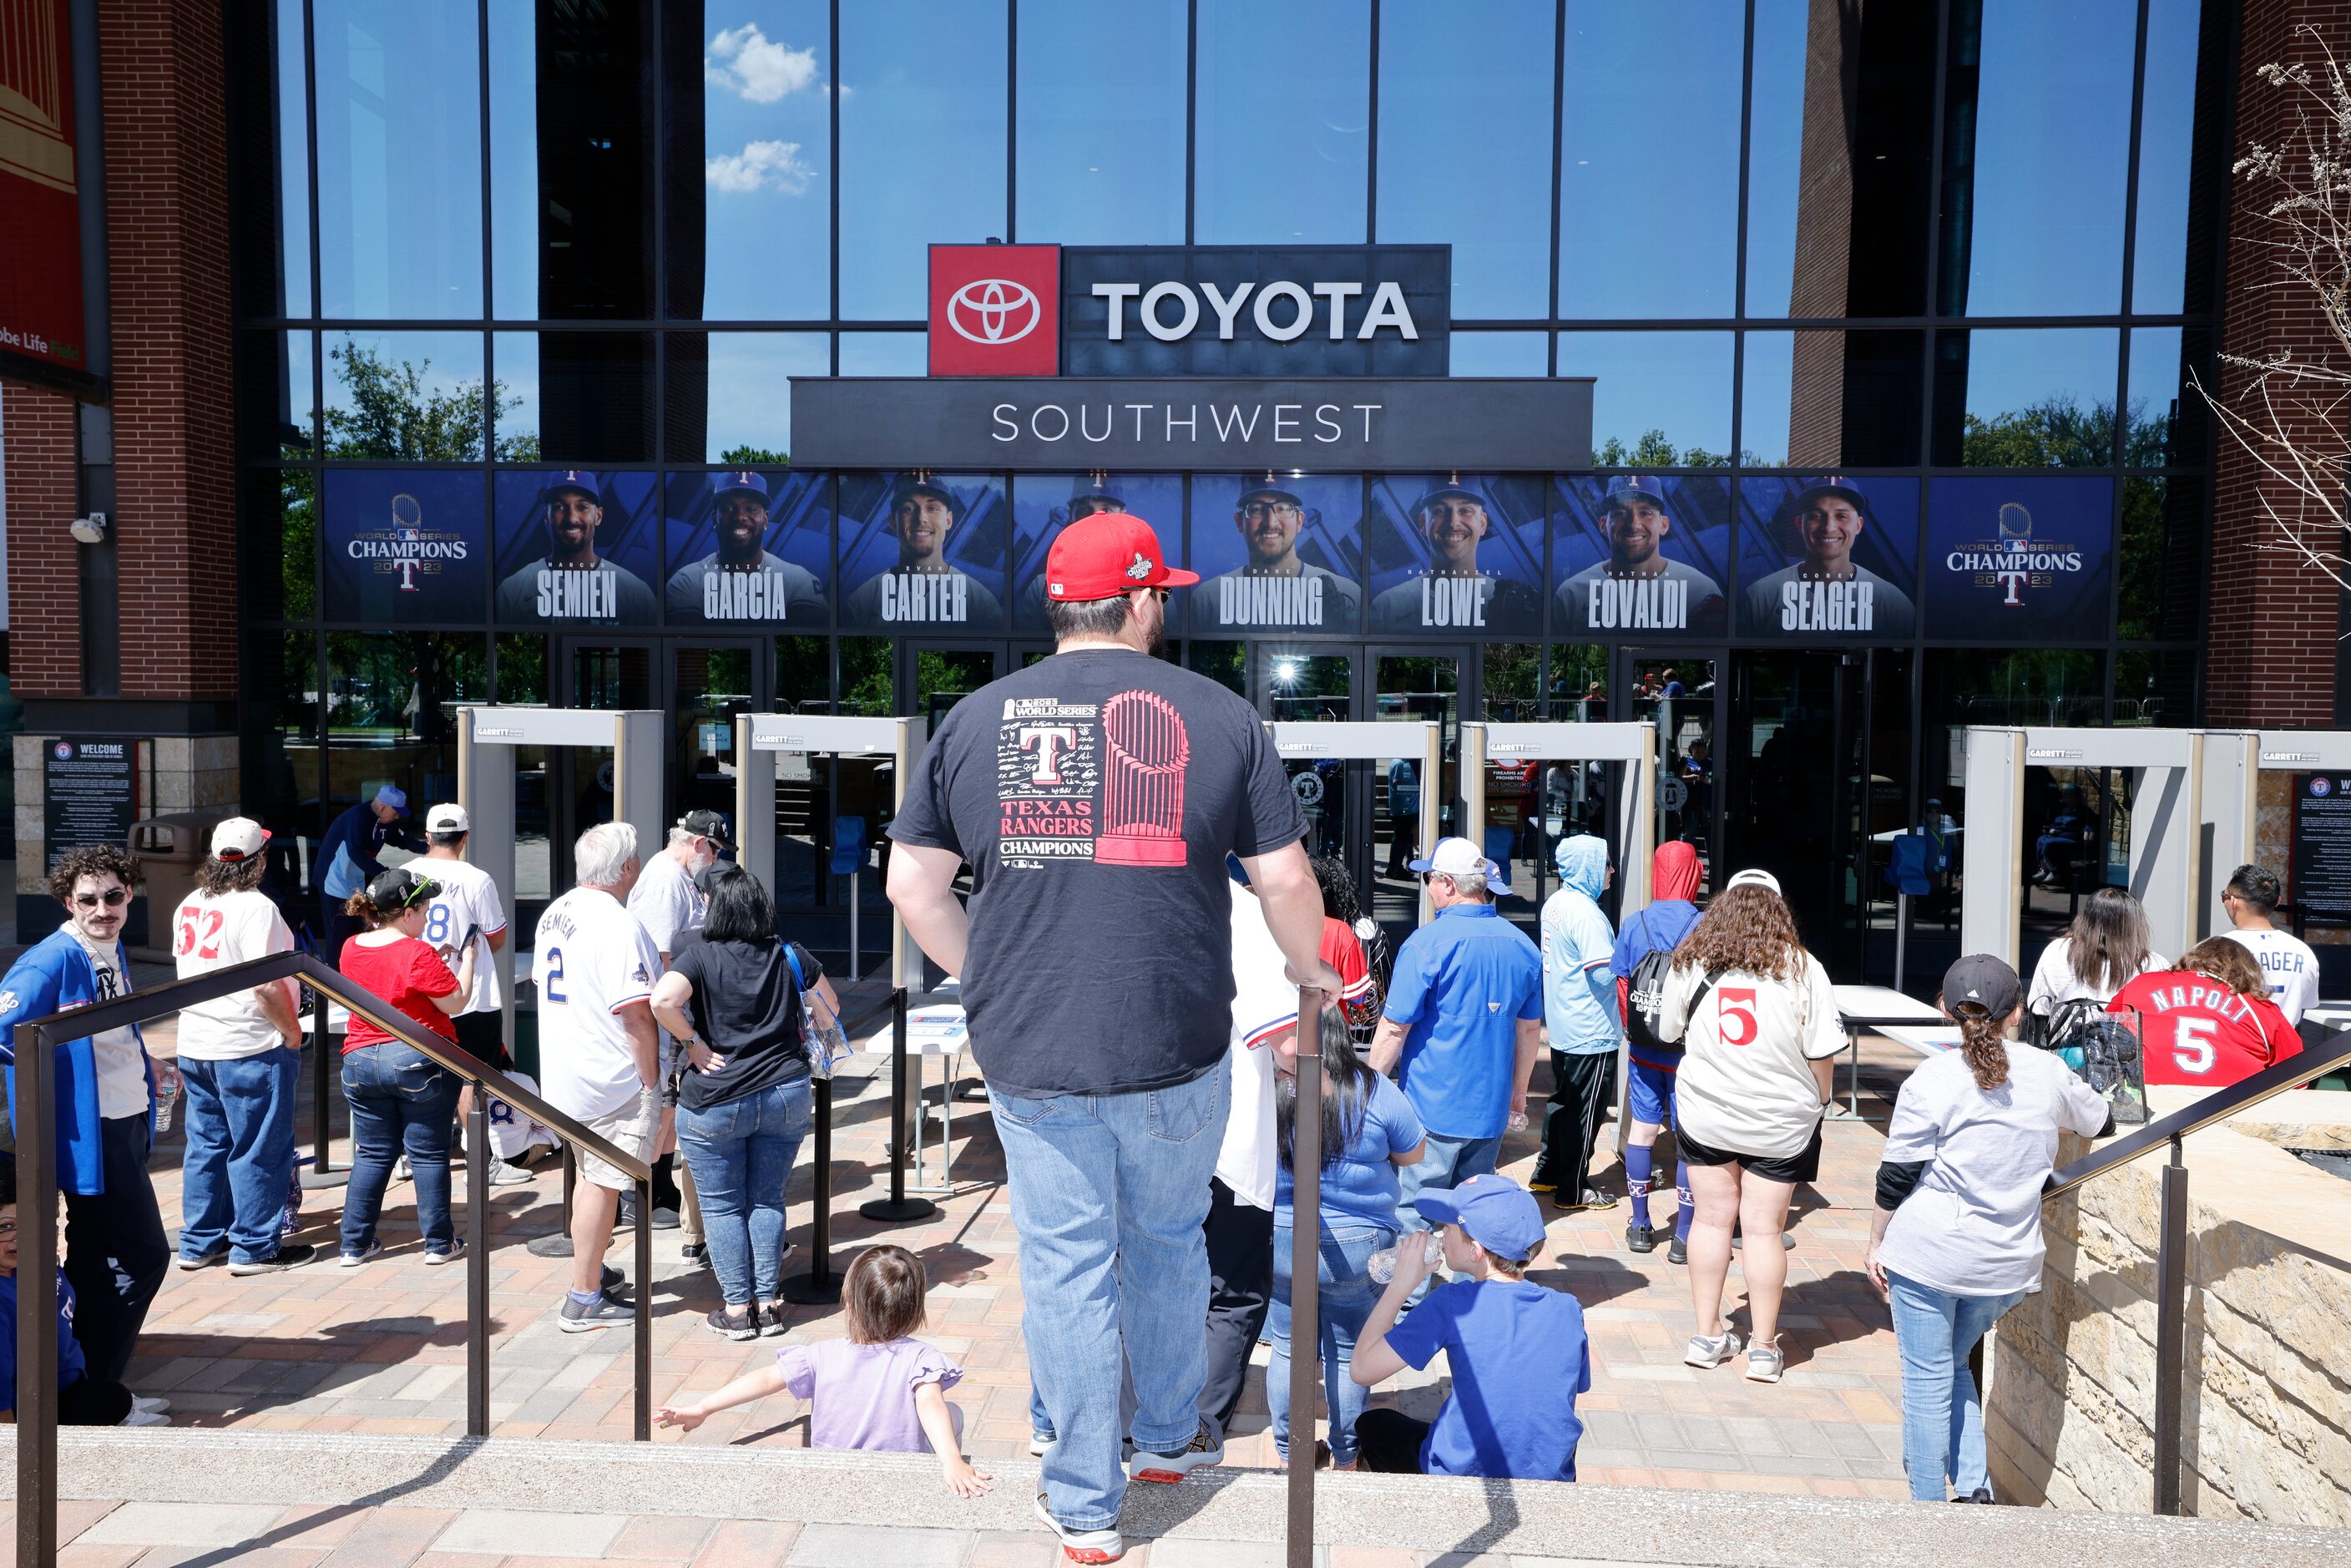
[71,888,129,910]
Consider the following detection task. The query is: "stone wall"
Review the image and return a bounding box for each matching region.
[1987,1089,2351,1522]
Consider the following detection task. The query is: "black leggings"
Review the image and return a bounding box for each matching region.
[58,1373,134,1427]
[1355,1408,1433,1474]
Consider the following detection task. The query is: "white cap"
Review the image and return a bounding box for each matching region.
[210,817,270,862]
[427,803,471,833]
[1408,836,1511,895]
[1725,867,1782,895]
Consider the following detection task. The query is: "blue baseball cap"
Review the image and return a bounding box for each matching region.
[714,470,771,504]
[1415,1173,1546,1263]
[1601,475,1671,510]
[372,784,408,812]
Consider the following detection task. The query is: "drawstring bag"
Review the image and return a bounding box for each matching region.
[785,943,852,1080]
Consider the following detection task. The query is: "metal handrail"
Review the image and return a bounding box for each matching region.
[2036,1027,2351,1516]
[12,949,659,1567]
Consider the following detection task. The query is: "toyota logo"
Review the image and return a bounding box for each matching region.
[947,279,1043,346]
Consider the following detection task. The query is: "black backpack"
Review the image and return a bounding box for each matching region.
[1623,911,1708,1054]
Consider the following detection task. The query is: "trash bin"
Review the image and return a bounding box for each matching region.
[129,810,233,962]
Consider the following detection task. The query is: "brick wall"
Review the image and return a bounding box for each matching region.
[2,0,235,705]
[2207,0,2351,726]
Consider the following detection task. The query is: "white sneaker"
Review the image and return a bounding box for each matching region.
[1746,1337,1787,1383]
[1033,1493,1122,1564]
[1684,1328,1744,1368]
[131,1395,170,1415]
[119,1409,171,1428]
[487,1160,534,1186]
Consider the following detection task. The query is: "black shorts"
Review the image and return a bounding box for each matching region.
[1676,1119,1823,1185]
[451,1010,509,1071]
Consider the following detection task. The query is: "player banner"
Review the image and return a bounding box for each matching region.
[1188,473,1363,635]
[1552,474,1732,636]
[1366,473,1545,636]
[1734,475,1921,640]
[492,469,661,626]
[321,469,489,624]
[1009,473,1186,633]
[664,469,832,627]
[837,472,1009,631]
[1922,477,2116,640]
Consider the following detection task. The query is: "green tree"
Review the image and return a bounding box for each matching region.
[317,340,538,462]
[1959,397,2116,468]
[1592,428,1730,468]
[719,443,789,466]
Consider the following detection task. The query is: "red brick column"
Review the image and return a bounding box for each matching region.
[2,386,80,697]
[94,0,235,703]
[2206,0,2351,727]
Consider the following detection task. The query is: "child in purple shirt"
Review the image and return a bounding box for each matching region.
[656,1245,993,1496]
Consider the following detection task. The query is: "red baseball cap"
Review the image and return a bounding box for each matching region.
[1044,512,1200,602]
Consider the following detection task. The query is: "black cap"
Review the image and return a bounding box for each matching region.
[1942,954,2022,1019]
[679,808,731,848]
[1412,483,1484,517]
[367,865,438,912]
[892,477,962,519]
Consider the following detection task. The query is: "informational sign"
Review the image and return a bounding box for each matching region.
[663,469,831,626]
[1922,476,2116,640]
[2291,774,2351,923]
[1554,475,1732,636]
[836,472,1008,631]
[0,0,90,383]
[1061,246,1449,377]
[1734,475,1921,640]
[1188,473,1363,635]
[789,377,1595,472]
[1010,473,1185,633]
[1366,473,1545,636]
[44,738,135,873]
[321,470,489,624]
[491,469,661,626]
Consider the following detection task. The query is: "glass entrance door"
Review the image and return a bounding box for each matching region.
[1374,650,1464,933]
[671,643,765,839]
[1625,649,1724,898]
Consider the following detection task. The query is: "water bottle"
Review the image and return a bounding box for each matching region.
[153,1073,179,1135]
[1506,1108,1529,1133]
[1366,1232,1446,1285]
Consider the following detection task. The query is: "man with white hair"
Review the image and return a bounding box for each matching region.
[534,822,663,1330]
[625,810,729,1243]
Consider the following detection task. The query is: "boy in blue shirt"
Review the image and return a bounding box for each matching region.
[1348,1173,1590,1480]
[0,1164,169,1426]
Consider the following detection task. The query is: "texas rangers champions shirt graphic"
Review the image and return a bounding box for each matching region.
[995,690,1190,870]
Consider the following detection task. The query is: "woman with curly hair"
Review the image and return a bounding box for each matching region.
[1656,869,1843,1383]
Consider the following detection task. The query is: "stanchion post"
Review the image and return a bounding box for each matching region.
[861,987,937,1224]
[18,1022,58,1568]
[785,1075,844,1303]
[301,989,349,1187]
[1287,988,1325,1568]
[634,1171,654,1442]
[467,1096,491,1438]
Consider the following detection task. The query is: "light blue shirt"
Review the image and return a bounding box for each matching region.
[1540,892,1620,1056]
[1384,904,1545,1141]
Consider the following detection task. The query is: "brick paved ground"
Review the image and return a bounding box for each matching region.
[114,1026,1924,1499]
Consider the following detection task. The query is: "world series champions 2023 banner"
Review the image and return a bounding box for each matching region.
[1922,476,2116,640]
[1189,473,1363,635]
[665,469,832,626]
[321,470,490,624]
[837,472,1009,631]
[1366,474,1545,636]
[1553,475,1732,636]
[493,470,662,626]
[1010,473,1185,634]
[1734,476,1921,640]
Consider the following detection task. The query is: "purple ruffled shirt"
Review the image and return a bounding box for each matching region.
[777,1336,963,1452]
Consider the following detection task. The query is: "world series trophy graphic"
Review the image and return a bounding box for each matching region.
[1095,690,1190,867]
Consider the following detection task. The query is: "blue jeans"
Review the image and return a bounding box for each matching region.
[990,1059,1229,1533]
[1395,1129,1502,1220]
[1886,1269,2025,1501]
[1268,1219,1390,1467]
[177,1051,300,1265]
[676,1076,812,1306]
[340,1042,463,1255]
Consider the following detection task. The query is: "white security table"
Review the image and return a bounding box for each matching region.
[862,1001,968,1193]
[1830,984,1946,1117]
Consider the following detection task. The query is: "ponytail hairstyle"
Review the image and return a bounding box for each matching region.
[347,866,438,930]
[1949,999,2013,1092]
[1939,953,2025,1093]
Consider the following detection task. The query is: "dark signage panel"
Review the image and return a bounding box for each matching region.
[45,739,136,873]
[791,377,1595,472]
[2292,774,2351,923]
[1061,245,1449,377]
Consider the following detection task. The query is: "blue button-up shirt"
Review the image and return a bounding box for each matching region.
[1383,903,1545,1140]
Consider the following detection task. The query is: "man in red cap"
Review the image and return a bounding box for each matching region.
[889,510,1339,1562]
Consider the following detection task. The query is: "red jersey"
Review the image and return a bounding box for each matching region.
[2108,970,2302,1089]
[339,933,460,1054]
[1320,917,1376,1025]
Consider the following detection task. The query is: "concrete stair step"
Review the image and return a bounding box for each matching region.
[12,1428,2350,1566]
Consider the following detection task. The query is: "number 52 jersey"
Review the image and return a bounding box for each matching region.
[2108,970,2302,1089]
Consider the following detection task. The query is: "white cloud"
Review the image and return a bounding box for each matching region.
[706,139,817,195]
[705,23,818,104]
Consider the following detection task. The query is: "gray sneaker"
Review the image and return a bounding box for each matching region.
[559,1290,636,1333]
[1746,1337,1787,1383]
[1684,1328,1744,1368]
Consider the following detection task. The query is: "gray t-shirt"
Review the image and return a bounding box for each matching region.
[1877,1044,2111,1297]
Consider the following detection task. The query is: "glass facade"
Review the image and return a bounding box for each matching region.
[230,0,2227,978]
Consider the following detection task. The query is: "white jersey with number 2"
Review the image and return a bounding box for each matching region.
[1659,953,1844,1160]
[533,887,660,1120]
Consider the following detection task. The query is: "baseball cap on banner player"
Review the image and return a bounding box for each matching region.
[1044,513,1201,601]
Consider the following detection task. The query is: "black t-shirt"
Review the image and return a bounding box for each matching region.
[890,645,1306,1096]
[669,936,822,1112]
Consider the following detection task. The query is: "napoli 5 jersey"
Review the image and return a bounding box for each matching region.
[2109,970,2303,1089]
